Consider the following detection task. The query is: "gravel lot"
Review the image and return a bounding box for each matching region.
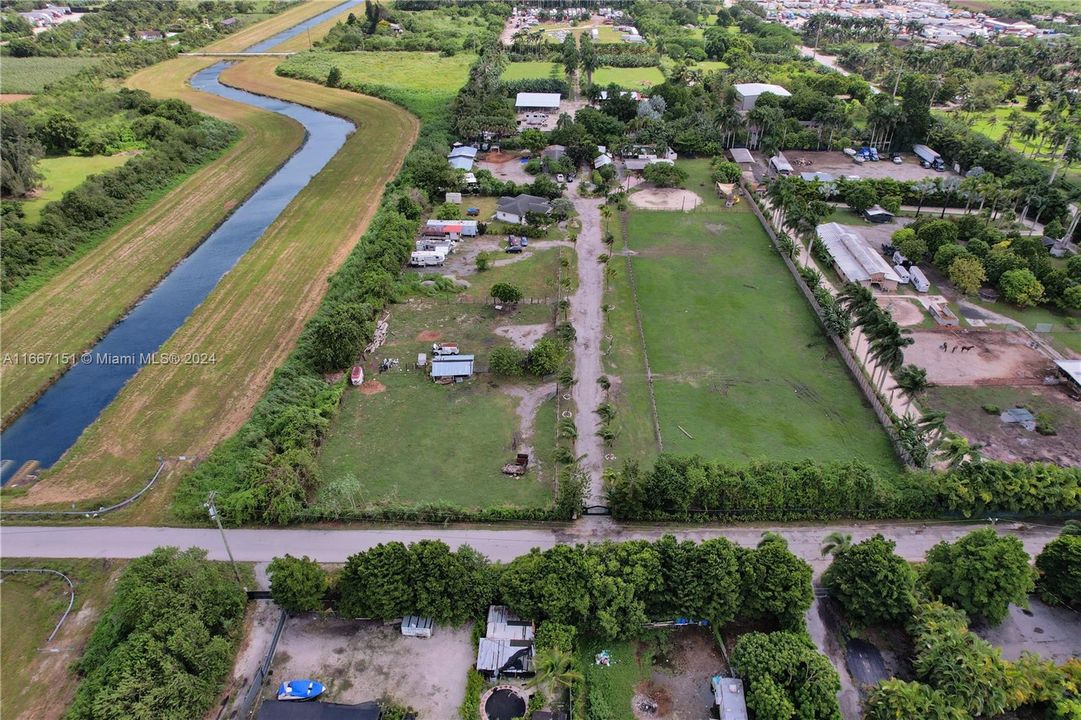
[783,150,961,182]
[976,598,1081,664]
[266,617,474,717]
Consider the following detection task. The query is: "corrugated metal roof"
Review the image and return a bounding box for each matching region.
[515,92,561,109]
[734,82,791,98]
[1056,359,1081,385]
[431,355,475,378]
[817,222,900,284]
[449,156,474,171]
[448,146,478,159]
[711,677,748,720]
[729,148,754,164]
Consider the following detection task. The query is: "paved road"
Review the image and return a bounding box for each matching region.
[1,520,1063,570]
[799,46,882,94]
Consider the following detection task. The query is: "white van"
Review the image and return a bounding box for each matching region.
[892,251,908,266]
[909,266,930,292]
[893,265,911,284]
[409,250,444,267]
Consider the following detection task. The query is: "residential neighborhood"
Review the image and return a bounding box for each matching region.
[0,1,1079,719]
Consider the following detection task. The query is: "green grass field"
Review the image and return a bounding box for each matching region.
[609,160,899,474]
[1,559,121,720]
[314,299,559,511]
[17,154,131,224]
[579,638,652,720]
[502,61,562,81]
[277,50,474,123]
[661,58,728,74]
[593,65,666,90]
[0,56,100,94]
[464,247,571,301]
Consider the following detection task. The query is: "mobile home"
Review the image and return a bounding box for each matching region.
[409,250,445,267]
[909,265,930,292]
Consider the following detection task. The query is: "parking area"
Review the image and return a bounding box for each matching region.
[976,598,1081,664]
[265,617,475,718]
[782,150,961,182]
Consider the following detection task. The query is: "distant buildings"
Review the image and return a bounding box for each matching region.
[733,83,792,113]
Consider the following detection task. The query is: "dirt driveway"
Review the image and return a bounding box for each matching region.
[904,329,1052,385]
[267,616,474,717]
[633,628,725,720]
[786,150,960,182]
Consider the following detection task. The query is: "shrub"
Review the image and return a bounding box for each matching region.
[526,337,566,376]
[268,554,328,613]
[489,345,526,376]
[731,631,841,720]
[642,162,688,188]
[1035,532,1081,609]
[822,534,917,627]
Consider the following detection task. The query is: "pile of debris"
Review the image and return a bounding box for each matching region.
[365,312,390,355]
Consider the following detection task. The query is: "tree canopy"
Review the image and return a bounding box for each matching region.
[822,534,917,627]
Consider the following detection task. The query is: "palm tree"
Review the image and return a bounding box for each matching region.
[820,531,853,557]
[917,410,949,447]
[893,364,931,416]
[936,434,983,469]
[528,647,583,692]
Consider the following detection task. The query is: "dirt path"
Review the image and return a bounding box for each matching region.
[806,598,862,720]
[569,195,607,509]
[503,382,557,457]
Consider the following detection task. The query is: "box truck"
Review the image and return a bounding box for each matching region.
[913,144,945,171]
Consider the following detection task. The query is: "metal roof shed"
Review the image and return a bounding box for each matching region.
[728,148,754,164]
[712,676,748,720]
[515,92,561,109]
[401,615,434,638]
[449,156,474,171]
[431,355,475,379]
[1056,359,1081,392]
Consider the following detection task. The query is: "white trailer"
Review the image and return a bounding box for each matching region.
[909,265,930,292]
[409,250,444,267]
[893,265,911,284]
[912,144,945,171]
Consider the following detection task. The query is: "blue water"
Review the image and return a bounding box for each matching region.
[0,1,363,483]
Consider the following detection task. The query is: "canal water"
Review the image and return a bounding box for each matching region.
[0,0,364,483]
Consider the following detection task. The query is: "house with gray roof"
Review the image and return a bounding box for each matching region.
[496,194,552,225]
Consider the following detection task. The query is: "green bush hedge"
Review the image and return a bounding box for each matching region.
[605,454,1081,521]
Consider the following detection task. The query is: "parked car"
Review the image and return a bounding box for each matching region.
[506,244,523,254]
[556,173,565,183]
[891,152,903,164]
[881,243,897,257]
[466,207,480,216]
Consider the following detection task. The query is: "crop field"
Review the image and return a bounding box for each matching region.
[314,299,559,512]
[7,57,417,515]
[607,160,899,474]
[16,154,131,225]
[502,61,562,81]
[593,65,666,90]
[277,50,474,122]
[1,559,121,720]
[0,56,305,425]
[0,57,99,94]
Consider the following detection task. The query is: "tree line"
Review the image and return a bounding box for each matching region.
[604,454,1081,521]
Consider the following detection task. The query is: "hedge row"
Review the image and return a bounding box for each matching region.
[595,53,661,67]
[604,454,1081,521]
[502,77,570,97]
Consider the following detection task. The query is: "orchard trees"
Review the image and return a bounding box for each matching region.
[822,535,917,627]
[923,529,1035,625]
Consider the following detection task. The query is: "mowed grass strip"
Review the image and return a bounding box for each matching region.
[10,58,418,511]
[592,65,666,90]
[17,154,131,225]
[200,0,348,52]
[621,162,898,473]
[0,56,305,424]
[502,61,562,81]
[1,559,122,720]
[0,56,100,94]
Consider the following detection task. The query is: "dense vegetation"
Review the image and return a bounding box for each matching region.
[66,547,246,720]
[731,631,842,720]
[319,1,508,55]
[605,453,1081,520]
[0,0,292,58]
[1,87,237,294]
[1034,523,1081,610]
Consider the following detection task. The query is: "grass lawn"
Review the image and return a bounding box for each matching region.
[314,299,558,511]
[593,65,666,90]
[17,154,131,225]
[464,247,571,301]
[0,56,99,94]
[609,159,899,474]
[9,56,418,516]
[1,559,121,720]
[502,61,562,81]
[277,50,474,123]
[579,638,652,720]
[661,58,728,74]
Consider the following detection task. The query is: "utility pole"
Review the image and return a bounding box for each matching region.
[307,27,312,50]
[205,491,247,591]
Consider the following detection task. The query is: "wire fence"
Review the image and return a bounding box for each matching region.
[0,568,75,642]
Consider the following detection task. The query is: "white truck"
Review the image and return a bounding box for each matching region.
[432,342,459,356]
[409,250,444,267]
[913,144,945,171]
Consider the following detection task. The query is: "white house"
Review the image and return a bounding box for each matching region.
[733,82,791,113]
[496,194,552,225]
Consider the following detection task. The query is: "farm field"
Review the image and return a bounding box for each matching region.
[593,65,666,90]
[6,57,418,515]
[0,559,122,720]
[16,154,131,225]
[0,56,99,94]
[0,56,305,425]
[502,60,562,81]
[608,160,899,474]
[277,50,474,123]
[314,299,559,512]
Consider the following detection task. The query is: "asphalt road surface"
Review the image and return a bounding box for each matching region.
[0,520,1063,570]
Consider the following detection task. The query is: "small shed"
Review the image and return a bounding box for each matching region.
[728,147,755,165]
[1056,359,1081,397]
[449,156,474,172]
[769,153,793,176]
[863,204,894,224]
[401,615,434,638]
[431,354,475,381]
[445,192,462,204]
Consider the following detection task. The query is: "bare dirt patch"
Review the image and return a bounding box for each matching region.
[786,150,962,183]
[266,617,474,718]
[629,186,702,212]
[905,329,1053,386]
[357,379,386,395]
[0,93,33,104]
[476,158,534,185]
[634,628,726,720]
[494,323,550,350]
[879,296,923,326]
[416,330,441,342]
